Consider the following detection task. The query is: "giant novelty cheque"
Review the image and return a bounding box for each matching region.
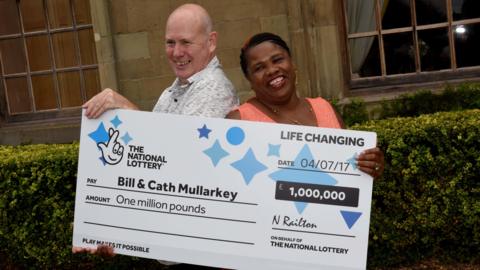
[73,109,376,270]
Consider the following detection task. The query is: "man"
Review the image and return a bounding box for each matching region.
[74,4,238,265]
[83,3,238,119]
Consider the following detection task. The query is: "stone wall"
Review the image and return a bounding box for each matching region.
[0,0,346,145]
[93,0,345,111]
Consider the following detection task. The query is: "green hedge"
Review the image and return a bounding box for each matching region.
[337,83,480,126]
[379,83,480,119]
[354,109,480,267]
[1,109,479,268]
[0,144,160,269]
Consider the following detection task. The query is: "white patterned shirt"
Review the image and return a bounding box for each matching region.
[152,56,238,117]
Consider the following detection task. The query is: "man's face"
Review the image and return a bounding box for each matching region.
[165,16,215,84]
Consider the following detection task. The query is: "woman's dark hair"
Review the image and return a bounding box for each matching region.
[240,32,291,77]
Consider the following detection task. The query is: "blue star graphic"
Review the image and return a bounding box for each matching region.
[121,132,133,145]
[269,144,338,214]
[99,156,107,166]
[347,153,358,170]
[110,115,123,128]
[88,122,109,144]
[231,148,268,185]
[203,139,229,166]
[268,144,281,157]
[197,124,212,139]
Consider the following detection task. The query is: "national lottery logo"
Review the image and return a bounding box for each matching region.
[88,114,166,169]
[98,128,124,165]
[88,115,133,166]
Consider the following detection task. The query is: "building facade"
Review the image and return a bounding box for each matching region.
[1,0,479,144]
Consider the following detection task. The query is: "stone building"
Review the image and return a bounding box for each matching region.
[1,0,479,144]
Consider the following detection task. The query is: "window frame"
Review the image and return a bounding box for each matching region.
[341,0,480,90]
[0,0,99,125]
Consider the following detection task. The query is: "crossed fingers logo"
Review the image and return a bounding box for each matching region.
[98,128,124,165]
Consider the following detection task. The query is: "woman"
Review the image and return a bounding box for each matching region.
[227,32,384,178]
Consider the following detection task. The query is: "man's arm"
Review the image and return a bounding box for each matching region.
[83,88,139,119]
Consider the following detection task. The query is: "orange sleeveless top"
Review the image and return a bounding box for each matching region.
[236,97,341,128]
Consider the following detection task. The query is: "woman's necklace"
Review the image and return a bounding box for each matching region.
[255,98,314,125]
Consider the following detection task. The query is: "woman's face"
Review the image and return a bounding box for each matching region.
[245,41,296,105]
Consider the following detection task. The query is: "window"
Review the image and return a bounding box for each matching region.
[343,0,480,89]
[0,0,99,123]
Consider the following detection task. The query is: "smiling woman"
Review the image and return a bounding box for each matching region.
[226,32,385,179]
[230,33,332,127]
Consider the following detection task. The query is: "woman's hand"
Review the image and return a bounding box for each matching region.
[356,147,385,179]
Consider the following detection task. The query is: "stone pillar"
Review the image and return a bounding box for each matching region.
[286,0,346,100]
[89,0,118,90]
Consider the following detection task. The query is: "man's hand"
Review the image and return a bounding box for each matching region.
[83,88,139,119]
[72,245,115,257]
[98,128,124,165]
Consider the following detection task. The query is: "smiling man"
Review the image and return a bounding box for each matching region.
[75,4,238,268]
[83,3,238,119]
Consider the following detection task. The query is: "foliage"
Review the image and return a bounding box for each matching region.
[338,83,480,126]
[0,143,160,269]
[380,84,480,119]
[1,109,479,268]
[353,109,480,267]
[339,97,369,127]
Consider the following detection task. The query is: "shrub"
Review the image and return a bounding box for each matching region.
[337,83,480,126]
[340,98,370,127]
[0,144,160,269]
[1,109,479,268]
[354,109,480,267]
[379,84,480,119]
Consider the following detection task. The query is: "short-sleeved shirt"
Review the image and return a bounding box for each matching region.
[152,56,239,118]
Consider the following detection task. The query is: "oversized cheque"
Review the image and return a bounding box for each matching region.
[73,109,376,270]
